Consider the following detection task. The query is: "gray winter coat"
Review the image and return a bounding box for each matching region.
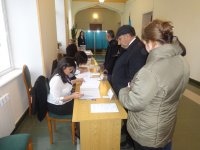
[119,44,190,148]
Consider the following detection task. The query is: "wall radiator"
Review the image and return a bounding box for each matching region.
[0,93,15,138]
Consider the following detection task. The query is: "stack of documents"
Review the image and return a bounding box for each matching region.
[84,50,93,56]
[80,80,101,99]
[76,72,91,79]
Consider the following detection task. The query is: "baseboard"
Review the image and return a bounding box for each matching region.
[189,78,200,88]
[11,108,29,134]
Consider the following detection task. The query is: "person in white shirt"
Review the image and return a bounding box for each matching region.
[47,57,84,115]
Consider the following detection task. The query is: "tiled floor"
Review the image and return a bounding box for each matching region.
[172,83,200,150]
[15,115,77,150]
[14,82,200,150]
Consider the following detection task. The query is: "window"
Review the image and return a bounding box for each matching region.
[0,0,13,76]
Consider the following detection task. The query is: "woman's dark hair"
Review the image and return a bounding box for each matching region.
[66,44,78,58]
[142,19,174,44]
[51,57,76,83]
[79,31,85,37]
[107,30,115,39]
[75,51,88,66]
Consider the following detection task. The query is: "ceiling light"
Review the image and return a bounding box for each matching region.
[99,0,104,3]
[93,13,98,19]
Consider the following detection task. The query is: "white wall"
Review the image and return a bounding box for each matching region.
[123,0,153,38]
[2,0,44,132]
[68,0,73,38]
[37,0,57,77]
[64,0,70,45]
[75,7,121,33]
[0,0,58,136]
[5,0,43,83]
[55,0,67,51]
[72,1,125,25]
[6,0,57,80]
[123,0,200,82]
[153,0,200,82]
[0,74,28,125]
[2,0,44,131]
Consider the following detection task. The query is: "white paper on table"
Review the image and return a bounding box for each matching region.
[84,50,92,55]
[80,80,100,89]
[102,88,114,99]
[107,88,114,99]
[80,90,101,100]
[90,103,119,113]
[76,72,90,79]
[102,96,109,98]
[91,73,100,76]
[83,77,100,82]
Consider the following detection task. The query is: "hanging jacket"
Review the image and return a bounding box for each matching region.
[31,76,49,121]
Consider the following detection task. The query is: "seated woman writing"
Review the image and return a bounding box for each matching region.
[47,57,84,115]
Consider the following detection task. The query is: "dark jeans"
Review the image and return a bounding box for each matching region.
[121,120,133,145]
[133,140,172,150]
[47,100,74,115]
[163,142,172,150]
[121,109,134,146]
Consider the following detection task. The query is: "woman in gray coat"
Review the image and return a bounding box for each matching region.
[119,19,190,150]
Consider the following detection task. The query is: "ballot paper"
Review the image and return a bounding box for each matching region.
[102,88,114,99]
[84,50,93,56]
[80,80,101,99]
[79,90,101,100]
[80,80,100,89]
[76,72,90,79]
[76,72,100,80]
[108,88,113,98]
[90,103,119,113]
[91,73,100,76]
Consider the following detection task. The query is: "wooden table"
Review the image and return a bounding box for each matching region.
[72,75,127,150]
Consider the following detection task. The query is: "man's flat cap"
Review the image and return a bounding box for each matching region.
[116,25,136,38]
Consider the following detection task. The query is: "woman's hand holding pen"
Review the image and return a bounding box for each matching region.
[72,92,84,99]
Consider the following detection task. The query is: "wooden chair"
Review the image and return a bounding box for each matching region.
[0,134,33,150]
[46,112,76,144]
[40,76,76,145]
[22,65,32,115]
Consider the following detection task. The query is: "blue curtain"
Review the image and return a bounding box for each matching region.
[85,31,94,49]
[85,31,108,50]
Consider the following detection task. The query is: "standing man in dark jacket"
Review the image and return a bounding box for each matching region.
[111,25,148,96]
[111,25,148,149]
[103,30,119,83]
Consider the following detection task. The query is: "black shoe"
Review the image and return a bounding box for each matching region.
[120,141,133,149]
